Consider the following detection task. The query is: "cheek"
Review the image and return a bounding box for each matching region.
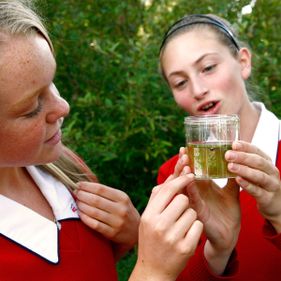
[173,91,194,112]
[211,65,243,94]
[0,121,45,166]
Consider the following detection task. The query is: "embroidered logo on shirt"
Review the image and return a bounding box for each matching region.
[71,203,78,213]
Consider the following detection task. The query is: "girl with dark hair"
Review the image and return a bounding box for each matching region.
[157,13,281,281]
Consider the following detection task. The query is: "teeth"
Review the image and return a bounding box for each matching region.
[202,102,214,111]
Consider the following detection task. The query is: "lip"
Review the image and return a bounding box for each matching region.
[45,130,62,145]
[196,100,221,115]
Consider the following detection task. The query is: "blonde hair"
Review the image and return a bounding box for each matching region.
[0,0,97,191]
[0,0,53,52]
[41,146,98,191]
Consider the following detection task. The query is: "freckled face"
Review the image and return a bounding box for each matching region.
[160,29,251,116]
[0,34,70,167]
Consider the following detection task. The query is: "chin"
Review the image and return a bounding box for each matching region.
[37,148,64,165]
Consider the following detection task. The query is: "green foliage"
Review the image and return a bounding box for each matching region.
[39,1,281,280]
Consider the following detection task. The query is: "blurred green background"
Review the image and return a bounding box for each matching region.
[40,0,280,279]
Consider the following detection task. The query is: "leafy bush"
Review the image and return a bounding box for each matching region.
[40,1,281,279]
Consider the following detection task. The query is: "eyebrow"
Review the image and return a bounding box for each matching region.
[12,65,57,113]
[9,90,41,114]
[15,91,39,107]
[167,52,219,78]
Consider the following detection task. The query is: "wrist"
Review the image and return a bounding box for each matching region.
[204,241,235,275]
[129,258,177,281]
[267,216,281,234]
[112,242,135,261]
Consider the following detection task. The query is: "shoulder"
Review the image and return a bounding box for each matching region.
[157,154,179,184]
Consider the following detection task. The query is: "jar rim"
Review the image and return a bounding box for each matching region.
[184,114,239,124]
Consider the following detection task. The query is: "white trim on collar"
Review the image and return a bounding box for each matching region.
[251,102,281,164]
[0,195,59,263]
[26,166,79,221]
[0,166,79,263]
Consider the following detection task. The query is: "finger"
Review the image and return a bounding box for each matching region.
[160,194,190,226]
[232,141,272,161]
[180,146,186,155]
[169,208,198,239]
[77,182,128,203]
[182,220,203,254]
[180,166,192,176]
[79,211,116,239]
[225,149,276,178]
[77,200,115,225]
[165,147,188,183]
[76,189,121,214]
[148,184,162,203]
[236,177,264,198]
[147,174,195,215]
[174,151,188,177]
[167,165,192,182]
[228,162,278,192]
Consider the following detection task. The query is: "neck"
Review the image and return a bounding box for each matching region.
[0,166,55,221]
[0,167,29,194]
[239,101,260,142]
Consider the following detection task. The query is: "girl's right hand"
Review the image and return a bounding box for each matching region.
[129,174,203,281]
[169,147,241,275]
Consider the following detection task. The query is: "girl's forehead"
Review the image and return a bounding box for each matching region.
[167,28,219,48]
[0,34,55,75]
[162,30,223,60]
[0,35,55,100]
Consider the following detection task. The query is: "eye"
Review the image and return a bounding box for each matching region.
[25,100,43,118]
[202,64,216,73]
[173,79,188,90]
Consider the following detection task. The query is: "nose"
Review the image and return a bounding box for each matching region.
[46,83,70,123]
[190,75,208,99]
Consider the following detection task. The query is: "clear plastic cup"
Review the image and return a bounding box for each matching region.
[184,114,240,179]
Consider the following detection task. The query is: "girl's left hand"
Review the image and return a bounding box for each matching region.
[75,181,140,260]
[225,140,281,233]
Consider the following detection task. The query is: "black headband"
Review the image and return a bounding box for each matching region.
[160,14,240,52]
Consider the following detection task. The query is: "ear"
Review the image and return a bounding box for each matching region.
[238,47,252,80]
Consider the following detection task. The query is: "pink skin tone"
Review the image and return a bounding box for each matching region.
[161,29,258,142]
[129,173,203,281]
[0,34,140,261]
[0,34,69,167]
[0,34,69,220]
[160,28,281,276]
[75,181,140,261]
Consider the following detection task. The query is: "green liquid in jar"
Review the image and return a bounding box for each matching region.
[187,142,235,179]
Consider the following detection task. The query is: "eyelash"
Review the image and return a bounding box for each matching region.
[175,80,187,89]
[25,100,43,118]
[172,64,217,89]
[203,64,216,73]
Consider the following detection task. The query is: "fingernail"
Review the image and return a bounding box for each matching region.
[228,162,238,171]
[182,154,188,163]
[238,177,249,187]
[225,151,236,160]
[187,173,195,179]
[233,141,242,150]
[182,166,189,174]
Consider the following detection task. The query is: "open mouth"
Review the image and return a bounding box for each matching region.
[198,101,219,113]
